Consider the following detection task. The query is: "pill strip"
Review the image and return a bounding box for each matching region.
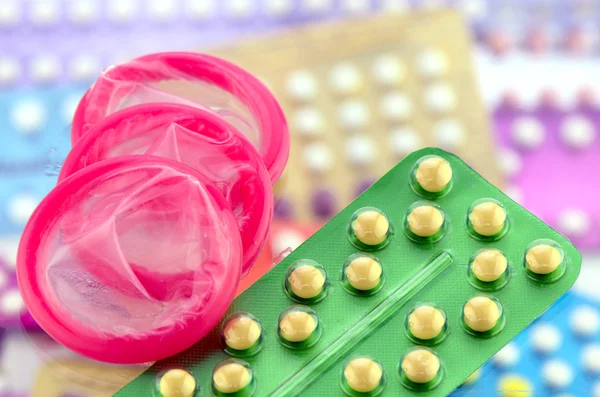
[270,251,453,396]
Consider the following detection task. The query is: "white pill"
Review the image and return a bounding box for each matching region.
[416,48,448,79]
[29,1,60,26]
[303,0,333,13]
[186,0,215,19]
[272,229,305,258]
[346,135,376,166]
[225,0,253,19]
[62,94,83,124]
[380,92,412,122]
[460,0,487,19]
[69,55,101,82]
[107,0,136,23]
[0,1,20,27]
[372,55,406,87]
[303,143,333,173]
[512,116,545,149]
[434,119,464,150]
[504,185,523,204]
[380,0,410,11]
[583,344,600,374]
[286,70,319,101]
[0,57,20,85]
[8,194,39,226]
[341,0,370,14]
[558,209,590,237]
[498,149,522,177]
[530,323,562,354]
[328,63,363,95]
[338,100,370,130]
[570,306,600,337]
[0,270,6,289]
[11,100,47,134]
[30,55,60,84]
[542,360,573,389]
[266,0,293,16]
[390,127,421,157]
[67,0,98,25]
[294,107,324,137]
[148,0,177,21]
[561,115,595,149]
[493,342,520,368]
[1,289,25,315]
[0,240,18,269]
[425,83,457,113]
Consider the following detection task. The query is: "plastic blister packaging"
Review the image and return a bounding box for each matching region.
[115,148,581,397]
[60,103,272,277]
[17,156,243,364]
[71,52,289,183]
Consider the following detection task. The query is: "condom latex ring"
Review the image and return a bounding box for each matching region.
[60,103,272,277]
[17,156,243,364]
[71,52,289,183]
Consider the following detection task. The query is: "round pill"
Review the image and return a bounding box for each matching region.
[212,362,251,394]
[225,0,253,19]
[148,0,176,21]
[1,289,24,315]
[294,107,323,137]
[304,0,332,13]
[346,135,376,166]
[416,49,448,79]
[469,201,507,237]
[381,92,413,122]
[329,63,363,95]
[498,149,522,177]
[223,315,261,351]
[289,265,325,299]
[471,250,508,282]
[424,83,457,113]
[391,127,421,157]
[338,100,370,130]
[407,205,444,237]
[266,0,293,16]
[286,70,318,101]
[525,244,562,275]
[582,344,600,374]
[7,194,38,226]
[11,100,46,134]
[434,119,464,149]
[69,55,100,82]
[279,310,317,342]
[561,115,595,149]
[30,55,60,84]
[158,369,196,397]
[29,1,59,26]
[311,189,336,219]
[0,57,20,85]
[408,306,445,340]
[352,210,390,246]
[497,375,532,397]
[341,0,370,13]
[372,55,405,86]
[303,143,333,173]
[107,0,136,22]
[343,358,383,393]
[67,0,97,24]
[401,349,440,384]
[460,0,487,19]
[570,306,600,337]
[493,343,520,368]
[512,117,545,150]
[531,323,562,354]
[463,296,500,332]
[542,359,573,389]
[558,209,590,237]
[186,0,215,19]
[0,1,20,27]
[346,256,382,291]
[415,157,452,193]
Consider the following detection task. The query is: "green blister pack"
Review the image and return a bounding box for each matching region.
[115,148,581,397]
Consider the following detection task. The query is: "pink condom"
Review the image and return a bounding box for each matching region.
[17,156,242,364]
[71,51,289,183]
[60,103,272,277]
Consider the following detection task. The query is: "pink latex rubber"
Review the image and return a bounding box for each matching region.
[60,103,272,277]
[17,156,243,364]
[71,52,289,183]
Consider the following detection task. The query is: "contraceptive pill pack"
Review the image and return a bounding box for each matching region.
[115,148,581,397]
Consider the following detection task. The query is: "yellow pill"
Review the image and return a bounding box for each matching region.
[402,349,440,384]
[346,256,382,291]
[526,245,562,275]
[470,202,506,237]
[471,250,508,282]
[353,210,389,246]
[344,358,383,393]
[223,316,261,351]
[407,205,444,237]
[212,363,251,394]
[497,375,533,397]
[408,306,445,340]
[416,157,452,193]
[289,265,325,299]
[279,311,317,343]
[463,296,501,332]
[159,369,196,397]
